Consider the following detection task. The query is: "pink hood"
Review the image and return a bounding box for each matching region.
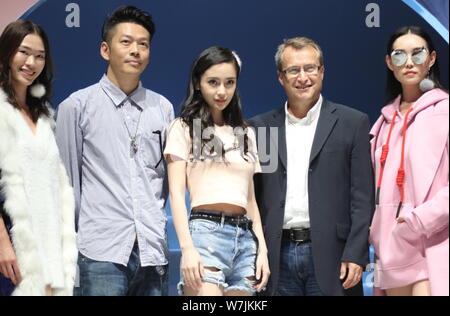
[378,89,449,125]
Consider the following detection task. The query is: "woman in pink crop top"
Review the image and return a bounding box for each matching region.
[164,46,270,296]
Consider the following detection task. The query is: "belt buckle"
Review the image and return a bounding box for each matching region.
[291,229,306,243]
[289,230,296,241]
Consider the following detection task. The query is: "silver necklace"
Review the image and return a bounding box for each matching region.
[122,109,143,158]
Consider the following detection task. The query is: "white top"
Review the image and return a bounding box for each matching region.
[0,88,77,295]
[21,119,66,288]
[164,118,261,209]
[284,95,323,229]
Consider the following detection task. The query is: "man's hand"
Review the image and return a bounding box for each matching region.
[340,262,363,290]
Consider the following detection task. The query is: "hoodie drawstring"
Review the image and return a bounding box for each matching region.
[376,107,414,218]
[396,107,414,218]
[376,111,398,205]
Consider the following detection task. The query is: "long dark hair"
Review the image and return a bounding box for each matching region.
[385,26,444,103]
[180,46,250,161]
[0,20,53,122]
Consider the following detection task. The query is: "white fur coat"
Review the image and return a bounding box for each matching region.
[0,89,77,296]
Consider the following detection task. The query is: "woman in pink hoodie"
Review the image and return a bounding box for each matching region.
[370,26,449,296]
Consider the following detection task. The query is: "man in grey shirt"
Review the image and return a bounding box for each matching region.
[56,6,174,296]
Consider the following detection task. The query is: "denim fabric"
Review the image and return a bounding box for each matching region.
[77,243,168,296]
[178,217,258,295]
[0,198,14,297]
[275,238,324,296]
[0,275,14,296]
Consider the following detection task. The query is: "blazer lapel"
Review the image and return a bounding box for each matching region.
[270,106,287,170]
[310,99,338,164]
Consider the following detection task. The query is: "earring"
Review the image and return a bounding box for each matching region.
[30,83,46,98]
[419,68,435,92]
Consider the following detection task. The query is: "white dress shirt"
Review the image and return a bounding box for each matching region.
[284,95,323,229]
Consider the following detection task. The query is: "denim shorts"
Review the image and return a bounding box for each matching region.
[178,215,258,295]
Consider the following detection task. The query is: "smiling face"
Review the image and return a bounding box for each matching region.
[101,22,150,79]
[197,62,237,117]
[386,33,436,88]
[278,46,324,107]
[10,33,46,88]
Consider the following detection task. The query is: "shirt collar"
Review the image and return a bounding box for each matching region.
[285,95,323,125]
[100,74,146,110]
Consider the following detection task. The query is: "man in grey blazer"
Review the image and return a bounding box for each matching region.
[249,37,374,296]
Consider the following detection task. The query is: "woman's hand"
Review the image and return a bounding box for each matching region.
[181,247,204,291]
[0,234,22,285]
[254,250,270,293]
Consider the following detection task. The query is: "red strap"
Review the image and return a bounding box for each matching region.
[376,107,413,210]
[396,107,414,203]
[376,111,398,192]
[396,168,406,201]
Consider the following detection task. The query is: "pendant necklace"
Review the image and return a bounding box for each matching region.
[123,109,143,158]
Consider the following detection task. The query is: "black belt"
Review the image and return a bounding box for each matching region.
[282,228,311,243]
[190,210,253,230]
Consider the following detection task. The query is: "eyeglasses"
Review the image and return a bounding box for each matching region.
[390,46,428,67]
[281,65,322,78]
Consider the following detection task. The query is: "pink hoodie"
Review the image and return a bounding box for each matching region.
[370,89,449,296]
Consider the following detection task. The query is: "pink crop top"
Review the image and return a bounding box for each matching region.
[164,118,261,209]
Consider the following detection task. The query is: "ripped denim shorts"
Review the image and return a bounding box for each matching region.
[177,211,258,295]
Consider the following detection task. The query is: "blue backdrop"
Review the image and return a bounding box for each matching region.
[17,0,449,296]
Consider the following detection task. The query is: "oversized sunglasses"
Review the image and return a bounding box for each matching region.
[390,46,429,67]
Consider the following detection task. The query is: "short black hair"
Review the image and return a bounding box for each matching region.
[102,5,155,43]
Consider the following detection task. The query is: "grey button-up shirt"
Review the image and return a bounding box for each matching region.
[56,75,174,266]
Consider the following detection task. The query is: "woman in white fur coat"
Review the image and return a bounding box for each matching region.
[0,20,77,296]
